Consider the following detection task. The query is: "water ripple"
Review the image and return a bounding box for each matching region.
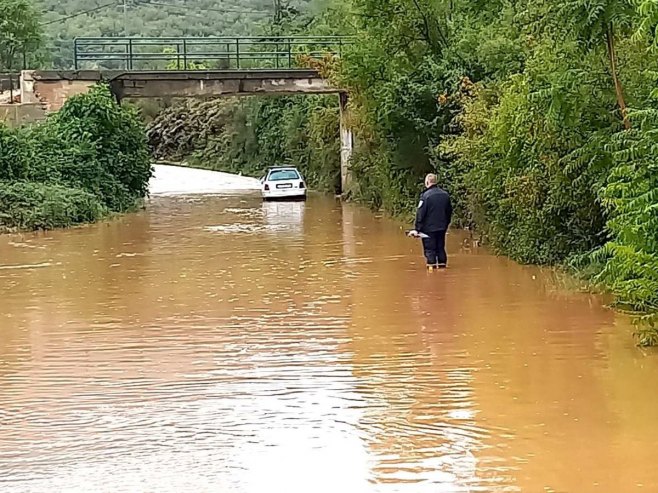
[0,190,655,493]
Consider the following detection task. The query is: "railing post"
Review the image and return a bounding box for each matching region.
[183,39,188,70]
[74,39,79,70]
[275,42,279,69]
[177,43,181,70]
[236,38,240,69]
[127,38,133,70]
[287,38,292,68]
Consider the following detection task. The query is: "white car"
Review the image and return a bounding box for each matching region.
[261,167,307,200]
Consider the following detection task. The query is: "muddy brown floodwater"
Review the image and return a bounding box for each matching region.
[1,167,657,493]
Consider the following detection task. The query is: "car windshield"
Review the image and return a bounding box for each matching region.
[268,169,300,181]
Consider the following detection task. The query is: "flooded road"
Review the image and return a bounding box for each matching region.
[1,166,657,492]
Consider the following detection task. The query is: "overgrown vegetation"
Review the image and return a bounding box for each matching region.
[147,95,341,193]
[28,0,657,343]
[146,0,657,343]
[0,85,152,231]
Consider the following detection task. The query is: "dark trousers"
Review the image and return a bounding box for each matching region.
[422,230,448,266]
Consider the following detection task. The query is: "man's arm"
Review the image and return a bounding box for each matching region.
[415,196,427,232]
[446,196,453,226]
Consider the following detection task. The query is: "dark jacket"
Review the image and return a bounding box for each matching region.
[415,185,452,233]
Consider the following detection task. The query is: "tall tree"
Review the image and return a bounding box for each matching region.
[0,0,42,100]
[545,0,635,128]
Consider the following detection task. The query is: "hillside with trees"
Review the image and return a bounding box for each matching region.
[36,0,319,68]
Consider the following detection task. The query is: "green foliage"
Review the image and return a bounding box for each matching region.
[163,48,211,70]
[635,0,658,47]
[441,41,615,264]
[37,0,318,69]
[0,125,30,180]
[50,85,153,210]
[147,95,341,193]
[0,85,151,231]
[0,0,42,71]
[329,2,454,213]
[0,181,104,230]
[323,0,657,336]
[544,0,635,43]
[589,109,658,337]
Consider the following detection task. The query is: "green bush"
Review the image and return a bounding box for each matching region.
[49,84,153,210]
[0,84,152,231]
[440,49,611,265]
[0,181,105,230]
[0,125,30,181]
[590,111,658,345]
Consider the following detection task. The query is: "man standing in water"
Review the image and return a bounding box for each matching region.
[409,174,453,271]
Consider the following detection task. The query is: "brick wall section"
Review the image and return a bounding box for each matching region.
[32,80,95,112]
[20,71,96,112]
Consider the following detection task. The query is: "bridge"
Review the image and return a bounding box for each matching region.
[23,36,350,105]
[73,36,349,71]
[19,36,354,191]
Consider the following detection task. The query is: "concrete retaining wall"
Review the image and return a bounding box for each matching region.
[0,103,46,127]
[21,71,95,111]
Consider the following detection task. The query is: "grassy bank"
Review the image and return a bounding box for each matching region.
[0,85,152,232]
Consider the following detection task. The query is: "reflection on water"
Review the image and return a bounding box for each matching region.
[203,199,305,236]
[262,200,306,236]
[0,188,657,493]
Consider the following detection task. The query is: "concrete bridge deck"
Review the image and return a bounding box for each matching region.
[22,69,339,108]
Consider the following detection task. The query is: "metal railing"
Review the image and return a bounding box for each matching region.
[73,36,351,71]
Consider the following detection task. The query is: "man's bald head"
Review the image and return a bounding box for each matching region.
[425,174,437,188]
